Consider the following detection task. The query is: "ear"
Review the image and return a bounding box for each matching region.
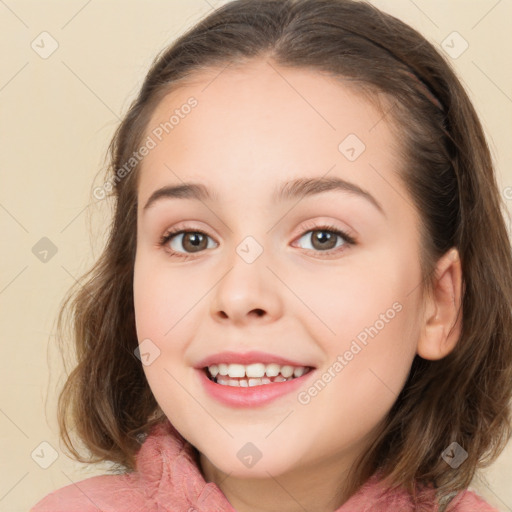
[417,248,463,360]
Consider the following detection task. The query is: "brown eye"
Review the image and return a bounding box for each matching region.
[164,231,216,254]
[296,228,351,253]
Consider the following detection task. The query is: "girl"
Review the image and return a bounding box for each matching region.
[31,0,512,511]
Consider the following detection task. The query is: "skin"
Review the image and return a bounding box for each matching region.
[133,58,462,512]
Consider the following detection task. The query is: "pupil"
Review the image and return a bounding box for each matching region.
[313,231,335,249]
[184,233,206,252]
[189,234,201,246]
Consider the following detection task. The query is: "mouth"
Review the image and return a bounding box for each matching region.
[195,350,317,407]
[204,363,314,387]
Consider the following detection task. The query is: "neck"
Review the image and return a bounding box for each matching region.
[198,444,369,512]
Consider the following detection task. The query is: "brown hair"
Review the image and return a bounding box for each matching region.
[55,0,512,508]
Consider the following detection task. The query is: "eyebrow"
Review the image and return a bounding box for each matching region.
[142,176,385,216]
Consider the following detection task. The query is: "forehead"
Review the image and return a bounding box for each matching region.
[137,59,403,208]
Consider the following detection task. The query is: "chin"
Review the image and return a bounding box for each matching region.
[197,438,305,480]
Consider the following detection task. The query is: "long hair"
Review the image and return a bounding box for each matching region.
[56,0,512,507]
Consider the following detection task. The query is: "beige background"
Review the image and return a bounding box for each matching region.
[1,0,511,511]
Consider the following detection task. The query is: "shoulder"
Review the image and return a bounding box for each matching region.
[30,472,151,512]
[447,489,501,512]
[30,421,189,512]
[351,471,503,512]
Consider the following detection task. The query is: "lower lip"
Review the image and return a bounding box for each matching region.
[196,368,315,408]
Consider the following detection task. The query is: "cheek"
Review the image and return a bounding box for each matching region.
[295,296,421,460]
[303,249,423,427]
[293,243,422,349]
[133,256,197,342]
[307,247,422,402]
[133,255,208,402]
[133,257,200,426]
[133,270,166,342]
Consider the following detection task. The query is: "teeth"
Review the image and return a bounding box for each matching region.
[245,363,266,378]
[215,374,296,387]
[293,367,305,378]
[206,362,311,385]
[280,365,294,378]
[265,363,280,377]
[227,364,246,378]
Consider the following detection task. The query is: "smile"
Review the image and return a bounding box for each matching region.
[195,350,317,407]
[206,363,311,387]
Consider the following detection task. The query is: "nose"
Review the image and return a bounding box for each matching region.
[210,249,283,326]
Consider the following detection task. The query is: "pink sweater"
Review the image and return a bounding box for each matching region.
[31,420,499,512]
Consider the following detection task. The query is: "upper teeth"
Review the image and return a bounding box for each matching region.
[208,363,307,379]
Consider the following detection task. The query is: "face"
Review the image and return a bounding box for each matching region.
[133,59,425,480]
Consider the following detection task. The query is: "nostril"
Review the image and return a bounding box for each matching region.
[252,308,265,317]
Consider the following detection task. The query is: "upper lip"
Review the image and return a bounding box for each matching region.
[194,350,315,369]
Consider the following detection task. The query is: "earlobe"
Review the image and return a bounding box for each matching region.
[417,248,463,361]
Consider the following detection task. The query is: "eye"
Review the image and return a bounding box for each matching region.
[294,224,356,255]
[159,228,217,258]
[159,223,356,260]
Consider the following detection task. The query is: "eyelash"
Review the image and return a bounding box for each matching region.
[158,223,357,260]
